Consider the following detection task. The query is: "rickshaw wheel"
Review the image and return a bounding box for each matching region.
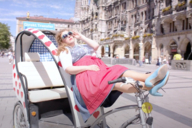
[13,101,29,128]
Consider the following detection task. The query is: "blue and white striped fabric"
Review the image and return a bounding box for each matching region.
[29,35,57,62]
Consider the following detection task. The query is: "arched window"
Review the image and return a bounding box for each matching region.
[166,0,171,6]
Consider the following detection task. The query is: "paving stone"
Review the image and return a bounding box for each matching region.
[0,58,192,128]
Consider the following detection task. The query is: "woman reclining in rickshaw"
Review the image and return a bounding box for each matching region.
[56,29,169,122]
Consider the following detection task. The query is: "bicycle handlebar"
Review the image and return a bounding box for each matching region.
[108,77,126,84]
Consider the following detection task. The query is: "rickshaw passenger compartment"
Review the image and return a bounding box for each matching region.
[18,61,68,103]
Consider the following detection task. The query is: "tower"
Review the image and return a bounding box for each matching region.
[74,0,82,19]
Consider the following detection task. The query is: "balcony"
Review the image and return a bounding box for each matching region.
[143,33,153,42]
[143,33,153,38]
[131,35,140,42]
[162,6,173,16]
[124,37,130,41]
[100,39,105,44]
[112,34,125,42]
[105,38,113,44]
[100,38,113,44]
[175,1,186,12]
[190,0,192,8]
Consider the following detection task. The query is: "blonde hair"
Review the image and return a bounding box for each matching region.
[55,28,72,56]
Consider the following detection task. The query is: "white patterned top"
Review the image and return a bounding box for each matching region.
[59,44,94,70]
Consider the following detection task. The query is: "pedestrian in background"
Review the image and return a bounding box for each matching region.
[159,56,162,66]
[1,52,4,58]
[142,56,145,64]
[149,56,151,64]
[156,56,160,66]
[8,52,13,64]
[163,55,167,64]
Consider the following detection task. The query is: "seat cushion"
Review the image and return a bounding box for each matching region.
[18,62,64,89]
[28,88,67,103]
[25,52,40,62]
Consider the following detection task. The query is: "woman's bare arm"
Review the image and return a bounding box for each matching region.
[65,65,99,75]
[72,31,99,51]
[80,35,99,51]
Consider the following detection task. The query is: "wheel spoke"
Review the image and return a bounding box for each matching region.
[14,103,28,128]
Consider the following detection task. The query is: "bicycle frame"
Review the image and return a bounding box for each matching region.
[136,92,153,128]
[90,91,153,128]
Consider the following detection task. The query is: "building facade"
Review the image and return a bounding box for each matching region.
[16,15,80,34]
[76,0,192,63]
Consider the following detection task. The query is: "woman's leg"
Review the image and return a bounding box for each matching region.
[114,65,168,93]
[113,81,152,93]
[121,70,151,82]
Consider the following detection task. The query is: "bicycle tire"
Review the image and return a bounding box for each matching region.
[120,113,153,128]
[120,114,140,128]
[13,101,29,128]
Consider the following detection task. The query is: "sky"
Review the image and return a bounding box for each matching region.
[0,0,76,37]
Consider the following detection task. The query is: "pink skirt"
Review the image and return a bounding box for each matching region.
[73,56,128,114]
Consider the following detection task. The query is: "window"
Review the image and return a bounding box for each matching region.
[182,20,185,30]
[166,0,171,7]
[161,24,164,34]
[173,21,175,32]
[148,9,150,19]
[152,8,154,18]
[29,35,58,62]
[170,23,172,32]
[186,18,188,30]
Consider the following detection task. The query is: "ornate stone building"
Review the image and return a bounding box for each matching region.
[156,0,192,61]
[16,15,80,34]
[76,0,192,63]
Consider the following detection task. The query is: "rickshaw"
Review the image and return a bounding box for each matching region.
[12,28,155,128]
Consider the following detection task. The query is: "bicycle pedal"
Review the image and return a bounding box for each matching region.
[146,117,153,125]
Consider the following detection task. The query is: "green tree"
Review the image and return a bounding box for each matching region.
[0,22,11,49]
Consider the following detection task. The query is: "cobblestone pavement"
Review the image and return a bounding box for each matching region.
[0,57,192,128]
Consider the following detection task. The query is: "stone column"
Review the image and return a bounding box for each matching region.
[129,39,133,58]
[139,41,143,61]
[162,22,170,34]
[151,36,156,64]
[175,20,183,31]
[188,18,192,27]
[172,0,177,15]
[97,46,102,58]
[120,44,124,58]
[187,0,191,11]
[110,44,113,58]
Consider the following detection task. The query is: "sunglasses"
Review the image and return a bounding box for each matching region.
[62,31,73,39]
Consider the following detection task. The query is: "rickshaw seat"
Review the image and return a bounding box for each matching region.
[24,52,40,62]
[18,61,67,102]
[18,62,64,89]
[28,88,67,103]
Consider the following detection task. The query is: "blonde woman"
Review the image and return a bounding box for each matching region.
[56,29,169,122]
